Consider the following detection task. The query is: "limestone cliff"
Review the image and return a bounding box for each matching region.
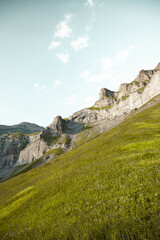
[17,116,84,166]
[70,63,160,125]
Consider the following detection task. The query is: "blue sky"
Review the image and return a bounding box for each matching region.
[0,0,160,127]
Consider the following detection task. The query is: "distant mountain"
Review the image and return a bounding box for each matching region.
[0,122,44,134]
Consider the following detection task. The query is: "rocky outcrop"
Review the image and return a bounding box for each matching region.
[99,88,115,98]
[17,116,84,166]
[0,133,29,179]
[17,116,65,165]
[17,134,49,165]
[40,116,65,139]
[117,69,154,99]
[94,88,117,108]
[69,63,160,124]
[0,122,44,135]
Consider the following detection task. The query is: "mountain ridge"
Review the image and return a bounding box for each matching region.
[0,62,160,181]
[0,122,44,135]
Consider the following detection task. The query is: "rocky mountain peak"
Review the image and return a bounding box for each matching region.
[40,116,65,138]
[137,69,153,81]
[99,88,115,99]
[50,116,65,134]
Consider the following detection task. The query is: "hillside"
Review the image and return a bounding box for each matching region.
[0,101,160,240]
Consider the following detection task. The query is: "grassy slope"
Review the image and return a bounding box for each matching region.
[0,103,160,240]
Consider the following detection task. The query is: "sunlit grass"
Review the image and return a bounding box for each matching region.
[0,102,160,239]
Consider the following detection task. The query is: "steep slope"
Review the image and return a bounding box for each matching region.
[0,102,160,240]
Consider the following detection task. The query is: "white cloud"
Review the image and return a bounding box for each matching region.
[33,83,40,88]
[85,17,95,31]
[33,83,48,94]
[81,70,114,83]
[56,53,69,63]
[114,46,134,62]
[101,57,114,71]
[81,70,90,79]
[53,80,62,87]
[0,99,7,104]
[66,94,77,105]
[64,14,73,21]
[41,85,46,91]
[48,41,61,50]
[54,15,72,39]
[71,36,89,51]
[85,0,95,7]
[87,72,114,83]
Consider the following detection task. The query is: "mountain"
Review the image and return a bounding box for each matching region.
[0,93,160,239]
[0,122,44,135]
[0,63,160,181]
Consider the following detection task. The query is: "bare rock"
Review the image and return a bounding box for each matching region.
[155,62,160,71]
[40,116,65,138]
[0,134,29,179]
[94,88,116,108]
[99,88,115,99]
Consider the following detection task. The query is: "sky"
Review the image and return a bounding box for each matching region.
[0,0,160,127]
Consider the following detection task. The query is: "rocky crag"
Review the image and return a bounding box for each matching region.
[0,62,160,181]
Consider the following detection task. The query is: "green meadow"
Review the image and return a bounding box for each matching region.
[0,102,160,240]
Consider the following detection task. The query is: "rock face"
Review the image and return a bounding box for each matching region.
[18,116,65,165]
[17,116,84,166]
[0,133,29,179]
[1,62,160,181]
[0,122,44,135]
[17,134,49,165]
[94,88,117,108]
[40,116,65,138]
[99,88,115,98]
[69,63,160,124]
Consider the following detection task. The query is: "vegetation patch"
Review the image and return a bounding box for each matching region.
[63,118,68,123]
[135,81,140,87]
[61,135,71,145]
[137,86,146,94]
[41,136,59,145]
[43,147,64,156]
[121,95,129,101]
[88,105,113,110]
